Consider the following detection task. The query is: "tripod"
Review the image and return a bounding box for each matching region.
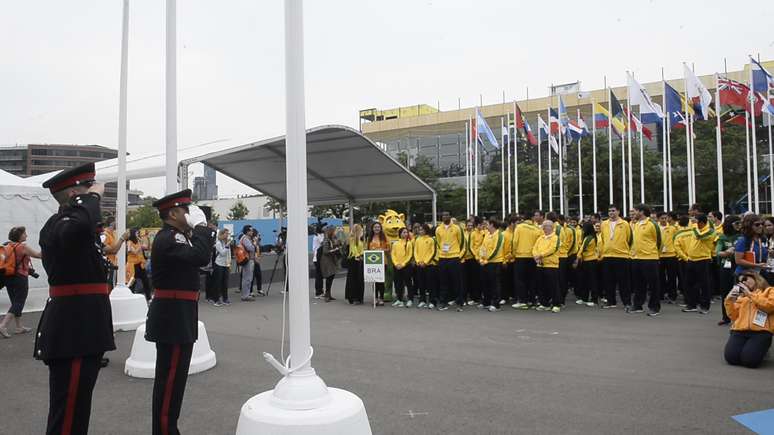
[266,250,287,295]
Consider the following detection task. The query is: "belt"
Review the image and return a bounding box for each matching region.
[49,283,109,297]
[153,289,199,301]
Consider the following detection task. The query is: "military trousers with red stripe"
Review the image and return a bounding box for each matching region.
[153,342,194,435]
[46,354,103,435]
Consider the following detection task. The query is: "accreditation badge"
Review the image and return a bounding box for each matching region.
[753,309,768,328]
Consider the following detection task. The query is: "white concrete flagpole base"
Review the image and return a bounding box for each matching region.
[124,321,216,378]
[109,284,148,331]
[236,385,371,435]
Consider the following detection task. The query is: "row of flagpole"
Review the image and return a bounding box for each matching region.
[463,57,774,218]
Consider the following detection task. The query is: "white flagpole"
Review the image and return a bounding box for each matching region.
[558,96,565,215]
[592,100,598,213]
[715,73,724,213]
[474,114,479,216]
[115,0,130,289]
[607,84,614,206]
[750,62,760,214]
[626,79,634,208]
[512,102,519,215]
[465,120,470,217]
[537,114,543,210]
[690,113,697,205]
[662,69,668,211]
[547,107,553,211]
[507,114,512,214]
[667,107,673,210]
[769,109,773,214]
[500,116,507,219]
[639,113,644,204]
[619,99,627,215]
[577,108,584,218]
[165,0,178,194]
[683,69,693,206]
[746,110,752,211]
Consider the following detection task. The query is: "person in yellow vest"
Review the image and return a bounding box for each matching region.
[413,224,438,309]
[391,227,414,308]
[533,219,562,312]
[574,222,600,306]
[630,204,663,316]
[599,205,633,309]
[461,218,481,306]
[435,212,464,311]
[682,213,716,314]
[658,212,679,304]
[557,215,578,306]
[511,210,544,309]
[479,218,505,312]
[500,217,516,305]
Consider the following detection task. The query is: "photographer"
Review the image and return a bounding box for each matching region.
[723,271,774,368]
[0,226,42,338]
[212,228,232,306]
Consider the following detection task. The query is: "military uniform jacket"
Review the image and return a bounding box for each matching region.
[145,224,215,344]
[34,193,115,361]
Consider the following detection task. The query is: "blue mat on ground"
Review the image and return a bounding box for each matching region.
[733,408,774,434]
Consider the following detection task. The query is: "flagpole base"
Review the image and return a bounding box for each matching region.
[236,386,371,435]
[109,284,148,332]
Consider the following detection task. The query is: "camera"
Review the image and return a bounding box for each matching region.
[28,268,40,279]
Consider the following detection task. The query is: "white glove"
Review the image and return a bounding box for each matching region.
[185,205,207,229]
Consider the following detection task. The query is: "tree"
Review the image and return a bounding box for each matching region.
[127,204,162,229]
[227,200,249,220]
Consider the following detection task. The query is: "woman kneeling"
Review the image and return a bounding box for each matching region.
[724,272,774,368]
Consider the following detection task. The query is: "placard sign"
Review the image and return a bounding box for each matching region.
[363,250,385,283]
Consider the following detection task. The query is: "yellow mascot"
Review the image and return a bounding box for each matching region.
[378,209,406,242]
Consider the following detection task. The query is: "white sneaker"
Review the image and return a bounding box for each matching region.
[448,301,457,306]
[406,300,413,308]
[391,300,401,307]
[428,303,435,309]
[551,306,561,313]
[417,301,426,308]
[488,306,501,312]
[396,301,405,308]
[499,299,506,306]
[467,300,477,306]
[511,303,526,309]
[575,300,585,305]
[585,301,596,307]
[477,303,485,309]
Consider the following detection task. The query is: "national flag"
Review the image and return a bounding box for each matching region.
[538,114,550,141]
[549,108,561,134]
[548,134,559,154]
[558,96,569,127]
[566,119,589,142]
[515,104,538,145]
[627,72,664,124]
[684,64,713,120]
[665,82,688,128]
[719,77,751,109]
[609,90,627,135]
[626,108,654,141]
[594,102,610,129]
[475,108,500,149]
[578,115,590,134]
[750,57,774,115]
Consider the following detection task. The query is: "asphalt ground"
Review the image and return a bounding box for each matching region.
[1,280,772,434]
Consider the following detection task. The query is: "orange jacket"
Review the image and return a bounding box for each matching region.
[725,287,774,333]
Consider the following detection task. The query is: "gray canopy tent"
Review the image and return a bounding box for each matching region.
[180,125,437,224]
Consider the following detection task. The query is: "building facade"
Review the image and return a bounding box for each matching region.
[0,144,119,213]
[193,164,218,200]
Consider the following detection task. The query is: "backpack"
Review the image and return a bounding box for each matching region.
[234,237,249,266]
[0,242,20,277]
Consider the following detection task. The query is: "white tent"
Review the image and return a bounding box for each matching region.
[0,170,57,313]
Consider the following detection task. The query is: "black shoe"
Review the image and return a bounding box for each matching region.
[100,358,110,368]
[717,319,731,326]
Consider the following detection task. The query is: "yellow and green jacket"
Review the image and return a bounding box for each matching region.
[479,229,505,265]
[391,239,414,268]
[599,218,633,259]
[511,221,542,259]
[532,233,561,268]
[631,218,662,260]
[659,224,677,258]
[685,225,716,261]
[435,224,464,259]
[579,235,600,262]
[413,235,437,266]
[558,224,578,259]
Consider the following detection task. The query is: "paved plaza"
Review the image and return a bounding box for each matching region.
[2,279,772,434]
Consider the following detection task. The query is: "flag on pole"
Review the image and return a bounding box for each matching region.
[515,104,538,145]
[719,77,753,109]
[548,135,559,154]
[609,90,627,135]
[626,108,653,141]
[594,102,610,129]
[538,114,551,140]
[567,119,589,142]
[627,72,664,124]
[665,82,688,128]
[684,64,713,120]
[750,56,774,115]
[558,96,569,127]
[549,108,561,134]
[475,108,500,149]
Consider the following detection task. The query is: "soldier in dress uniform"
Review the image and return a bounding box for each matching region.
[35,162,116,435]
[146,189,215,435]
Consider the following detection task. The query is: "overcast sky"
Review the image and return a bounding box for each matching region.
[1,0,773,198]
